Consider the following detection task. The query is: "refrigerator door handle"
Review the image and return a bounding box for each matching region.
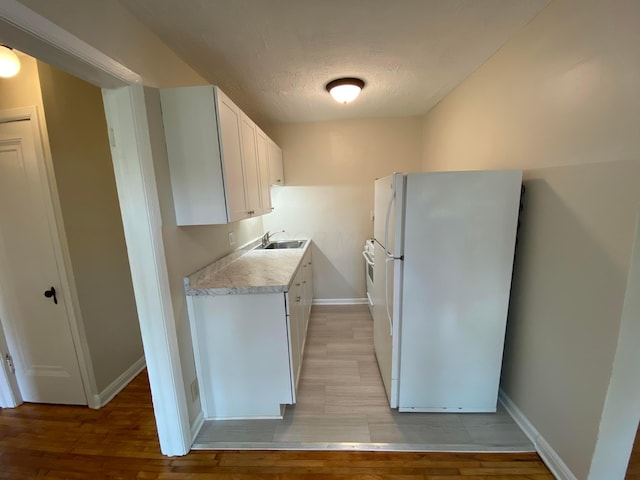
[385,257,394,335]
[384,184,395,259]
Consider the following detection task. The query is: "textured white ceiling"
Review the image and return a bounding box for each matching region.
[119,0,550,124]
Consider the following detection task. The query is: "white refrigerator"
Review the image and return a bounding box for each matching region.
[372,170,522,412]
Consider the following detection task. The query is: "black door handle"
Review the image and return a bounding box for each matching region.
[44,286,57,304]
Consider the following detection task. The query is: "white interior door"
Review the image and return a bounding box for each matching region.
[0,117,86,405]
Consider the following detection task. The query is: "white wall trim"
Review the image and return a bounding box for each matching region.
[0,323,20,408]
[102,86,191,456]
[313,298,368,306]
[499,389,577,480]
[0,0,140,87]
[588,212,640,479]
[190,411,205,444]
[0,371,18,408]
[96,356,146,408]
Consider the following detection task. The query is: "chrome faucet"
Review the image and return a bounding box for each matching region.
[261,230,285,247]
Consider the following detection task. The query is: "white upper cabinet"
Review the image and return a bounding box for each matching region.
[267,138,285,185]
[160,85,279,225]
[216,89,249,222]
[238,111,262,217]
[255,128,273,214]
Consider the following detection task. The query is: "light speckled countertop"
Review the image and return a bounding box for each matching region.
[184,239,310,296]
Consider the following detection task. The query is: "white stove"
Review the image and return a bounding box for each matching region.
[362,239,375,316]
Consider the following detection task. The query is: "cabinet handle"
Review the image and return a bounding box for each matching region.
[296,296,301,303]
[277,179,281,183]
[303,281,306,284]
[295,283,300,287]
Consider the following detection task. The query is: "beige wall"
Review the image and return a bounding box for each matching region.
[264,117,423,299]
[420,0,640,477]
[18,0,206,88]
[36,61,144,392]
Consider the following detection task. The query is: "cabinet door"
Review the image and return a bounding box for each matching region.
[256,129,272,215]
[217,92,249,221]
[160,86,229,225]
[303,251,313,326]
[287,289,302,395]
[240,113,262,216]
[293,277,304,367]
[190,293,293,419]
[267,139,285,185]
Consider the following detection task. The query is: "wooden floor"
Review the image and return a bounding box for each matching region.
[0,310,553,479]
[196,305,532,450]
[627,423,640,479]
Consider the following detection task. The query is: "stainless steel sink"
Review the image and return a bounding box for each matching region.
[256,240,306,250]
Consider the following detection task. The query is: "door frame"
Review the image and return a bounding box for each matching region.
[588,212,640,478]
[0,0,192,456]
[0,105,97,408]
[0,305,20,407]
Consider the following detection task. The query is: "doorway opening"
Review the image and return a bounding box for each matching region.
[0,51,143,408]
[0,2,192,456]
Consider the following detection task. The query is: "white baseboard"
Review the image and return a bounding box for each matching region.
[191,410,205,443]
[499,389,577,480]
[95,356,146,408]
[312,298,368,305]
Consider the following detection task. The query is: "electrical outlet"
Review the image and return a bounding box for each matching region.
[228,231,235,246]
[190,379,199,402]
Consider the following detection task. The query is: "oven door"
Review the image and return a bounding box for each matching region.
[363,250,374,314]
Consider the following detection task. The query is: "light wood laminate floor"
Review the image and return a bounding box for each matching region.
[194,305,533,452]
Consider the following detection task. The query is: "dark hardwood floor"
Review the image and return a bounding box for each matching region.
[0,370,553,479]
[627,423,640,479]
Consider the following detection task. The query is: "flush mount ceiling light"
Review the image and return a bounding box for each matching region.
[0,45,20,78]
[325,77,365,104]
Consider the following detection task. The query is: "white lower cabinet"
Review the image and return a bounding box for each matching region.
[287,249,313,392]
[187,249,313,419]
[287,264,305,393]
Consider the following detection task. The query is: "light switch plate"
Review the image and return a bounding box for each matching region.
[228,231,235,246]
